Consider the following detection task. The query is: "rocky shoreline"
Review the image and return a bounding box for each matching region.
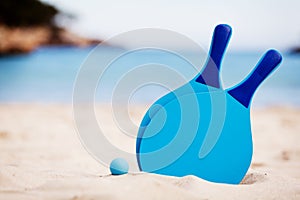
[290,47,300,54]
[0,24,102,55]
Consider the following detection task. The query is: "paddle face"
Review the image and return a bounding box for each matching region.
[136,79,219,156]
[136,24,232,164]
[137,83,253,184]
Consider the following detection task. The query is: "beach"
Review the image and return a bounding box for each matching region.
[0,104,299,199]
[1,0,300,199]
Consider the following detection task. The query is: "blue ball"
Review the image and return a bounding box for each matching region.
[110,158,129,175]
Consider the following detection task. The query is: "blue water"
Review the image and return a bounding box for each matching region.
[0,46,299,107]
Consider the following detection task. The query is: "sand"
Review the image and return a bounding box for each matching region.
[0,104,299,199]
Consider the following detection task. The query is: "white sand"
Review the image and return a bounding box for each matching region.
[0,104,299,199]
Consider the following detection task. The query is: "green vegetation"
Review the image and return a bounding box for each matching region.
[0,0,59,27]
[0,0,100,54]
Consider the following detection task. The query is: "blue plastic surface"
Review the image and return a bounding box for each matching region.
[136,24,231,157]
[136,24,283,184]
[196,24,232,88]
[228,50,282,108]
[110,158,129,175]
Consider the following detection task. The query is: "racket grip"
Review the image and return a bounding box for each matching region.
[228,49,282,108]
[196,24,232,88]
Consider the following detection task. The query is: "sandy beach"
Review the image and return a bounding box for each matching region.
[0,104,299,199]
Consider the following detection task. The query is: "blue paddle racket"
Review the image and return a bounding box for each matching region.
[136,24,282,184]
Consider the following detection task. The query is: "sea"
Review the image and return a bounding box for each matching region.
[0,46,299,108]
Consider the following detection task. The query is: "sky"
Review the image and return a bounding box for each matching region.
[41,0,300,51]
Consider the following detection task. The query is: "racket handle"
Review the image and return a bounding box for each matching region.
[196,24,232,88]
[228,49,282,108]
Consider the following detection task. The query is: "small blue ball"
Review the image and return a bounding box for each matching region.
[110,158,129,175]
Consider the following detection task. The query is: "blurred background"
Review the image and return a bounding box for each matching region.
[0,0,299,107]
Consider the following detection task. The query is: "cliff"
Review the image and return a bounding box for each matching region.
[0,24,101,54]
[0,0,102,55]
